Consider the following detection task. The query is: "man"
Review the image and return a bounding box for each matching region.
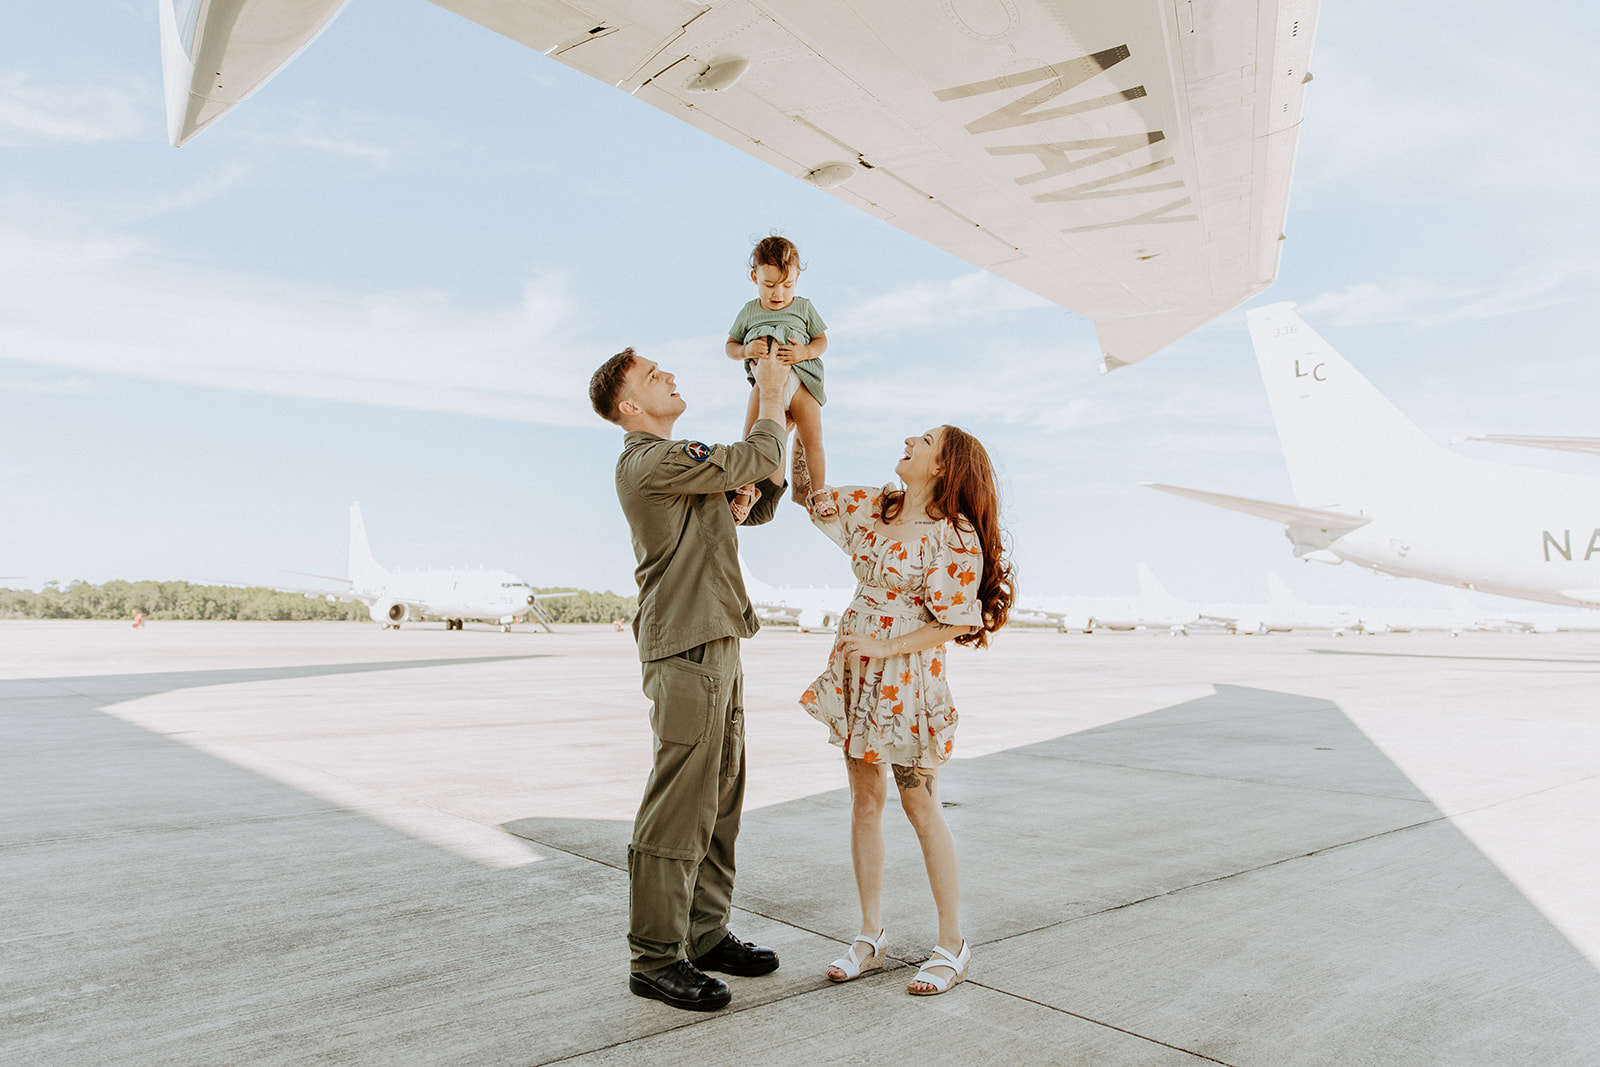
[588,345,789,1012]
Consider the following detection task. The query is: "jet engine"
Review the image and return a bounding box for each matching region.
[372,600,412,627]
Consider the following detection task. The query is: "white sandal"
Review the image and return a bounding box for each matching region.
[907,940,968,995]
[826,929,887,982]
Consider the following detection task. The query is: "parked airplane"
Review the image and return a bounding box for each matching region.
[1148,303,1600,612]
[1016,563,1197,634]
[747,546,1598,638]
[1017,565,1376,635]
[739,556,854,633]
[284,503,568,632]
[159,0,1320,368]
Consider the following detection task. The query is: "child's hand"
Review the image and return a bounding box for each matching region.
[746,337,772,359]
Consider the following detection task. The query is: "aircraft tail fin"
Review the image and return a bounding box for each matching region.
[1266,572,1302,606]
[348,502,384,587]
[1135,563,1171,601]
[1247,303,1448,511]
[737,553,774,600]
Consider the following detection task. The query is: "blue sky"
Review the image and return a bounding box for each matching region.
[2,1,1597,609]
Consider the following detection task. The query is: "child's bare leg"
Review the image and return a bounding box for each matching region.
[791,389,826,490]
[790,389,833,517]
[741,387,760,437]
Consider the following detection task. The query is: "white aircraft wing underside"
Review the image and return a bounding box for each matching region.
[164,0,1320,368]
[160,0,354,147]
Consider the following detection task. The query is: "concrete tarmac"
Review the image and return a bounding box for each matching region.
[2,620,1597,1065]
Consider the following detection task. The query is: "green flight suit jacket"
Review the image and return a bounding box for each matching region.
[616,418,785,661]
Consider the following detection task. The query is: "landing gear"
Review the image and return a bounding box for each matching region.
[500,623,512,633]
[445,618,464,631]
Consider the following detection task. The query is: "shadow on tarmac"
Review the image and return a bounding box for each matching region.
[4,671,1596,1065]
[2,655,553,704]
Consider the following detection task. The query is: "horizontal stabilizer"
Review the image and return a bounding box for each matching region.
[1144,483,1371,532]
[286,569,352,585]
[1461,435,1600,456]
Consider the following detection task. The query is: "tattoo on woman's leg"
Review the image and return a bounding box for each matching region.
[893,764,933,795]
[790,440,810,504]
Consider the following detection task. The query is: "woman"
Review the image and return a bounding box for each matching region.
[797,426,1014,996]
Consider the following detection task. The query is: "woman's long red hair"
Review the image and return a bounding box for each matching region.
[883,426,1014,648]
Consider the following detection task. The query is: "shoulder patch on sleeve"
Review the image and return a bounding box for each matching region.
[684,441,712,462]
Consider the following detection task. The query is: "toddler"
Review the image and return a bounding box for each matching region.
[726,235,834,519]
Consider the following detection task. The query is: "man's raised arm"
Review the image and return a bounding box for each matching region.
[750,347,787,428]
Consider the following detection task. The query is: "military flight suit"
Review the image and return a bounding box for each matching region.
[615,417,785,973]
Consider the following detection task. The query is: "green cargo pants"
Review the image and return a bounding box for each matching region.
[628,637,746,972]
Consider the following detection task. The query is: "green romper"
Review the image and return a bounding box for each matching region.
[729,296,827,406]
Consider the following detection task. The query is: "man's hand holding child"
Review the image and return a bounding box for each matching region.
[774,340,811,365]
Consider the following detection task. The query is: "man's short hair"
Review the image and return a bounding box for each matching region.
[590,348,639,424]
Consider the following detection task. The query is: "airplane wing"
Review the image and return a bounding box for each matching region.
[1460,435,1600,457]
[1143,482,1371,533]
[286,568,353,585]
[161,0,1320,368]
[185,576,365,603]
[273,583,365,604]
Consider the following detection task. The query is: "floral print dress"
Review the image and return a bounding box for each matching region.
[799,485,984,768]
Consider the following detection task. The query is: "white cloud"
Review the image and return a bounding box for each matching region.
[0,230,599,425]
[0,231,1097,434]
[0,71,149,145]
[1299,269,1582,328]
[832,270,1053,335]
[245,106,404,171]
[1298,8,1600,203]
[0,374,97,395]
[1146,432,1280,455]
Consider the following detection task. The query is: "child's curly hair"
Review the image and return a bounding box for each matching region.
[750,234,803,274]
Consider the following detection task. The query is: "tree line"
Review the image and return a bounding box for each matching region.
[0,581,637,624]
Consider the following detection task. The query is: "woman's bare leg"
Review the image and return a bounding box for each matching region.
[789,433,810,505]
[826,755,888,980]
[893,763,963,992]
[789,387,826,490]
